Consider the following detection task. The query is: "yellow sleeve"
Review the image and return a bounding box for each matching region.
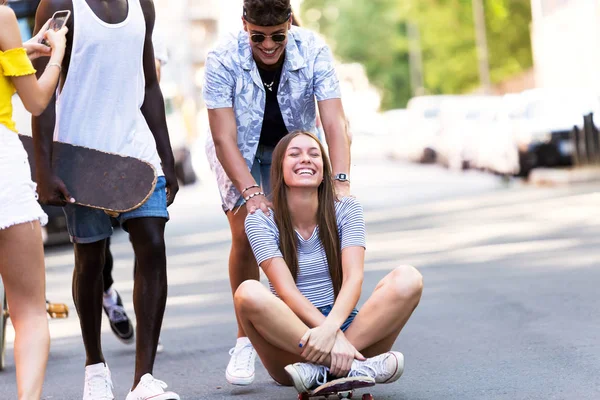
[0,48,36,77]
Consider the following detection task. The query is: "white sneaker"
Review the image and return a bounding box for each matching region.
[284,362,328,393]
[225,337,257,385]
[125,374,180,400]
[83,363,114,400]
[349,351,404,383]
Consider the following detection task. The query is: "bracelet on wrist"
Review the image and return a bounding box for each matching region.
[244,191,265,202]
[242,184,260,195]
[47,62,62,72]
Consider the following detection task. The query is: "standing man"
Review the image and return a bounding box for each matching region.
[32,1,179,400]
[101,23,170,352]
[204,0,351,386]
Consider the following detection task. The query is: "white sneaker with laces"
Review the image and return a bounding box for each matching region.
[284,362,328,393]
[125,374,180,400]
[349,351,405,383]
[225,337,257,385]
[83,363,114,400]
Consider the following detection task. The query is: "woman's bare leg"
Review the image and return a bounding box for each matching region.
[234,280,314,385]
[0,221,50,400]
[344,265,423,357]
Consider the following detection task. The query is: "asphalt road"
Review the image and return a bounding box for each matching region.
[1,157,599,400]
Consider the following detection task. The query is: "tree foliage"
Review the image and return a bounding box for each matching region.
[301,0,533,109]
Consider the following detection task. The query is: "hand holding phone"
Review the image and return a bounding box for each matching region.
[40,10,71,46]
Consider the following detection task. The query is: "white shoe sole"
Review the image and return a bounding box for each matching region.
[125,392,179,400]
[284,364,309,393]
[225,370,255,386]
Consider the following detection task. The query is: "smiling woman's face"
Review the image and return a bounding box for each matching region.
[282,134,324,189]
[244,19,290,68]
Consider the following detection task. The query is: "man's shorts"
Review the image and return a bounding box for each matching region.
[223,144,274,212]
[63,176,169,244]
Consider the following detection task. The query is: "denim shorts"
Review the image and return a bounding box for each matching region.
[224,144,274,212]
[318,305,359,332]
[63,176,169,244]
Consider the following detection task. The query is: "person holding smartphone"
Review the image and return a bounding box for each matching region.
[0,2,68,399]
[204,0,351,385]
[32,1,179,400]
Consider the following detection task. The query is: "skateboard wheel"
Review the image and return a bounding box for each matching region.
[338,393,352,399]
[362,394,374,400]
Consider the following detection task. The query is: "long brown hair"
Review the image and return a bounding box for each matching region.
[270,131,343,297]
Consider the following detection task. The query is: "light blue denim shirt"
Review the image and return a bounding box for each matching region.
[203,26,341,210]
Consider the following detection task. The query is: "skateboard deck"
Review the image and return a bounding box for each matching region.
[298,376,375,400]
[19,135,157,213]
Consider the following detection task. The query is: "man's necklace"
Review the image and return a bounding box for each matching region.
[264,80,275,92]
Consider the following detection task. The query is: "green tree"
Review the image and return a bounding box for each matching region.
[301,0,533,109]
[301,0,411,110]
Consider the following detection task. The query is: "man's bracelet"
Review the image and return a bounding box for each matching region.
[244,191,265,202]
[242,184,260,195]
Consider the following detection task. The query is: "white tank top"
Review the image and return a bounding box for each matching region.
[54,0,163,176]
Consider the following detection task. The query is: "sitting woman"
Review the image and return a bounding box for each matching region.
[235,131,423,392]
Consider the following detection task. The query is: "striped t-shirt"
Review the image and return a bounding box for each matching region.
[244,197,366,308]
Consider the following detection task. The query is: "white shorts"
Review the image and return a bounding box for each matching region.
[0,125,47,230]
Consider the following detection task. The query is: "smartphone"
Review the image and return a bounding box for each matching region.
[40,10,71,46]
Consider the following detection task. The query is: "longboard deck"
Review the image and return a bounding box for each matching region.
[299,376,375,399]
[19,135,157,213]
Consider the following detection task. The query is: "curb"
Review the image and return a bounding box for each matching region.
[529,167,600,186]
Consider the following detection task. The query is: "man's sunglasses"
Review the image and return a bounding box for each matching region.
[250,33,287,43]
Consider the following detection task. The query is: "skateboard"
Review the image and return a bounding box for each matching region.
[19,135,157,213]
[46,301,69,319]
[298,376,376,400]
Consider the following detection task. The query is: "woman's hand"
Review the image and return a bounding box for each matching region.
[329,331,366,378]
[43,26,68,60]
[299,323,338,365]
[23,39,51,61]
[24,19,53,60]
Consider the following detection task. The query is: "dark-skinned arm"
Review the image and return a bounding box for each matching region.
[32,0,75,206]
[139,0,178,205]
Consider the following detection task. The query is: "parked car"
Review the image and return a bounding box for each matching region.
[511,88,600,176]
[474,94,521,176]
[436,95,500,171]
[404,95,456,163]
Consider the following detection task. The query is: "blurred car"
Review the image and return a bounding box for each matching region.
[403,95,456,163]
[511,88,600,176]
[436,95,500,171]
[384,108,412,160]
[474,94,521,176]
[7,0,40,19]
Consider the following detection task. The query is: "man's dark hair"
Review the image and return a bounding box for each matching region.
[243,0,292,27]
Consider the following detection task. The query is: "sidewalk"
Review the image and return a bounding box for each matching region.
[529,166,600,185]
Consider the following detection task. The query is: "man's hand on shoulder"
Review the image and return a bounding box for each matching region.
[334,180,351,200]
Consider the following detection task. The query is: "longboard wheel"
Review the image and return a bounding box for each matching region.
[362,394,374,400]
[338,392,353,399]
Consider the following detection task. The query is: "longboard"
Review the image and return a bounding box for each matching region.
[298,376,375,400]
[19,135,157,213]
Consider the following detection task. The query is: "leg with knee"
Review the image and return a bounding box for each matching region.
[386,265,423,309]
[0,222,49,400]
[127,217,167,387]
[73,240,108,366]
[227,209,259,338]
[344,265,424,356]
